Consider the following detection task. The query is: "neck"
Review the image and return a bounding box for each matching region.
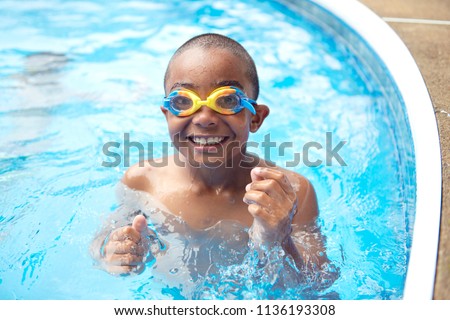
[177,153,258,192]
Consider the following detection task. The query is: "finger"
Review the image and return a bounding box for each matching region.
[107,253,146,267]
[110,226,141,243]
[103,239,146,256]
[105,265,144,276]
[132,214,149,236]
[251,167,295,199]
[243,189,272,208]
[246,179,286,201]
[250,166,266,182]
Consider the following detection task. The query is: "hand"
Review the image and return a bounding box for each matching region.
[243,167,298,247]
[100,215,151,275]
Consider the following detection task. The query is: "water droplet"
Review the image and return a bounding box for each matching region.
[158,239,166,250]
[169,268,179,274]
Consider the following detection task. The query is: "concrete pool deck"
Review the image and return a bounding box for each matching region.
[359,0,450,300]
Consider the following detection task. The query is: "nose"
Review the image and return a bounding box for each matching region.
[191,105,218,128]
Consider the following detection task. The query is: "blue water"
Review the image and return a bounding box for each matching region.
[0,0,415,299]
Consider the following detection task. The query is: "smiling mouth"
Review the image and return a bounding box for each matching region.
[188,136,227,146]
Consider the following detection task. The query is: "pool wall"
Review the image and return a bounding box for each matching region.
[308,0,442,300]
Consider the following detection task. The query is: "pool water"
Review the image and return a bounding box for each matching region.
[0,0,415,299]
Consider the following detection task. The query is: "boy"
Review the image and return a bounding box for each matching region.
[93,33,329,282]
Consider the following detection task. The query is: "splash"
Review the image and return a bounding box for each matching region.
[192,226,339,300]
[96,184,339,299]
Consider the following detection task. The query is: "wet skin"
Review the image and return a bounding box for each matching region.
[95,47,326,276]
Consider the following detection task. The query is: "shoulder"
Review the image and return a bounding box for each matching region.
[122,158,172,192]
[122,160,159,192]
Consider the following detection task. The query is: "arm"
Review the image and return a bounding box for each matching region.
[243,167,329,273]
[91,164,154,275]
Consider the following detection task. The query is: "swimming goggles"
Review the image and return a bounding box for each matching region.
[163,86,256,117]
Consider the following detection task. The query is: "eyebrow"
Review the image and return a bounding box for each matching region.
[169,82,198,92]
[169,80,245,93]
[216,80,244,90]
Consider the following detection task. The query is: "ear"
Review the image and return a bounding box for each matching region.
[160,106,169,120]
[250,104,270,133]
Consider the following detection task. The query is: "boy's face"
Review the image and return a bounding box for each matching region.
[162,47,267,168]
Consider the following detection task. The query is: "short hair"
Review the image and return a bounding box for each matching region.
[164,33,259,100]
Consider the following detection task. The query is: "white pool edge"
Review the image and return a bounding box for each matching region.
[312,0,443,300]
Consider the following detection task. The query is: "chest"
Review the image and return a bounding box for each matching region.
[156,189,253,230]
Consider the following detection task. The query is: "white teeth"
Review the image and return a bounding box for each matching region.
[192,137,224,145]
[207,137,216,144]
